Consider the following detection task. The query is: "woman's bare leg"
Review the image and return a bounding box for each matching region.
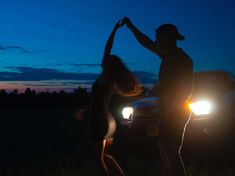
[94,140,109,176]
[101,139,109,175]
[104,138,125,176]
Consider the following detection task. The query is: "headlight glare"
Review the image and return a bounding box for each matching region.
[189,100,212,116]
[122,107,134,120]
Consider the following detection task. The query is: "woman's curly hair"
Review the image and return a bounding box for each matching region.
[103,55,143,96]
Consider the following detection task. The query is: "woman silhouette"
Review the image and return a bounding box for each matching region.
[90,20,142,176]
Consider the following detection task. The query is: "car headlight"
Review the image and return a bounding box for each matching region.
[122,107,134,120]
[189,100,212,116]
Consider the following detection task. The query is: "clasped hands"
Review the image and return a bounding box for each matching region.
[113,17,132,29]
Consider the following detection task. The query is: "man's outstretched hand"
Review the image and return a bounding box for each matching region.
[114,19,125,30]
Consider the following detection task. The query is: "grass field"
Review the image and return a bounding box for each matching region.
[1,143,235,176]
[0,108,235,176]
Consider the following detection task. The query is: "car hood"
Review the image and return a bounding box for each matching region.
[129,97,159,108]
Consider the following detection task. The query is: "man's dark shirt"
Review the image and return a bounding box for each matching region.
[158,48,193,143]
[159,48,194,111]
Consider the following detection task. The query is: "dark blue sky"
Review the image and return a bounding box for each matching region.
[0,0,234,91]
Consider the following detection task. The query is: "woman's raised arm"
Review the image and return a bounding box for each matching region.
[102,20,124,68]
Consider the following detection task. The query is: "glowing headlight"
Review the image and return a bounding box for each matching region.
[122,107,134,120]
[189,100,212,116]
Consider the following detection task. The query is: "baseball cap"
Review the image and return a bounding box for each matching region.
[156,24,185,41]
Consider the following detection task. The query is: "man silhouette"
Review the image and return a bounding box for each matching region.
[122,17,193,176]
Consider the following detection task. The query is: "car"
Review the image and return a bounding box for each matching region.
[117,70,235,162]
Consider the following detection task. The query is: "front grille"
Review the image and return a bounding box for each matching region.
[134,106,160,119]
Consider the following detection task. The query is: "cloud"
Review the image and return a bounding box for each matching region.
[0,45,32,53]
[47,63,64,66]
[70,63,134,68]
[0,67,156,87]
[19,80,94,88]
[70,63,101,68]
[1,66,99,81]
[133,71,157,84]
[0,45,48,54]
[0,69,156,92]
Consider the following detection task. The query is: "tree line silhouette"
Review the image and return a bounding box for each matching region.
[0,86,93,171]
[0,86,91,108]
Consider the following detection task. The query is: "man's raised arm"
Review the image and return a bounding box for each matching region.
[122,17,160,56]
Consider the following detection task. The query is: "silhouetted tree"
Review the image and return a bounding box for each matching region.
[11,89,18,96]
[0,89,8,96]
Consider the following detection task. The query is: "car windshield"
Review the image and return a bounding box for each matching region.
[193,71,234,97]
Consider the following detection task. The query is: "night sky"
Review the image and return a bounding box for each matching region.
[0,0,234,91]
